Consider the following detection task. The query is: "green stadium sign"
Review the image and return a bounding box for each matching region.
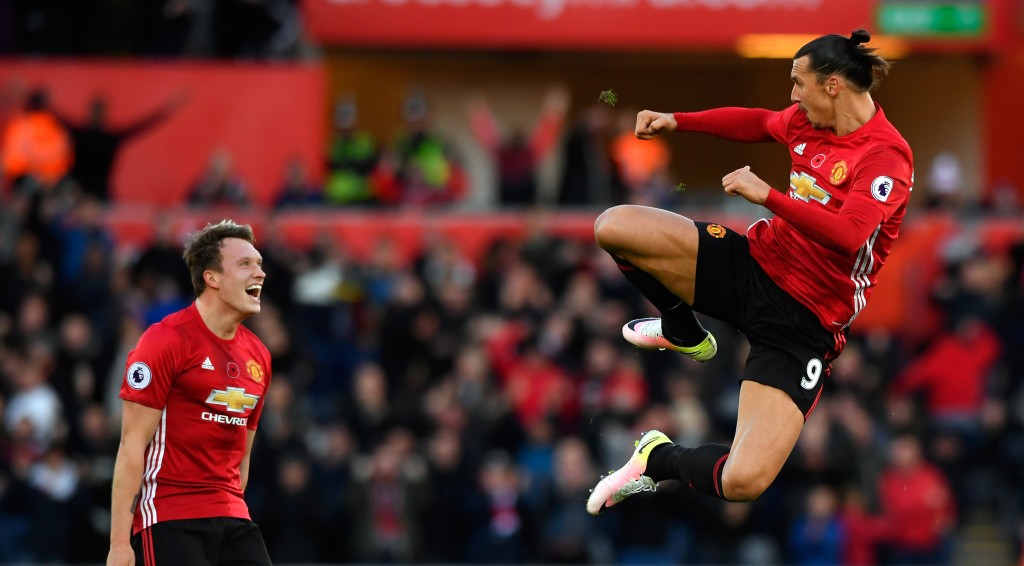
[878,2,986,37]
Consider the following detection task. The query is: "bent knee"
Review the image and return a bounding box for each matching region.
[721,469,772,502]
[594,205,644,253]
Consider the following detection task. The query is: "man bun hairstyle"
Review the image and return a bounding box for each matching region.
[795,29,892,93]
[182,219,256,297]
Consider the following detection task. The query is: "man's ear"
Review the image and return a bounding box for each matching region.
[826,76,842,97]
[204,270,220,290]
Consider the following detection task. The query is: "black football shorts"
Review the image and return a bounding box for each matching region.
[131,517,272,565]
[691,221,844,418]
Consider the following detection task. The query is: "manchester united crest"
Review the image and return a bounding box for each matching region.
[246,359,264,383]
[706,224,726,239]
[830,160,848,185]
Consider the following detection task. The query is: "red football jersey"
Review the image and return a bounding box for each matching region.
[750,103,913,346]
[120,303,271,534]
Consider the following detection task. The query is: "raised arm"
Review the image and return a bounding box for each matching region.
[118,92,188,139]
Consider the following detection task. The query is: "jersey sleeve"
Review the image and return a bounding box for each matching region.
[763,146,912,254]
[846,147,913,223]
[672,107,777,143]
[120,324,182,410]
[764,104,801,144]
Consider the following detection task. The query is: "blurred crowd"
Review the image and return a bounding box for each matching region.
[2,3,1024,566]
[1,157,1024,564]
[0,79,690,211]
[3,46,1024,566]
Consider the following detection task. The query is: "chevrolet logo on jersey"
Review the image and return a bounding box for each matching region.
[206,387,260,413]
[789,171,831,205]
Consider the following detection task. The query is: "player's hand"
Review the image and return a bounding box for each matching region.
[635,110,677,139]
[107,544,134,566]
[722,166,771,205]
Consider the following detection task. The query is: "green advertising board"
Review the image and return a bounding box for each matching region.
[878,2,987,37]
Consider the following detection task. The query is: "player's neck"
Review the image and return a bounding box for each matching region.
[832,94,876,136]
[194,297,243,340]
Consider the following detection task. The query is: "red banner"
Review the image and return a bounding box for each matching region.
[304,0,874,49]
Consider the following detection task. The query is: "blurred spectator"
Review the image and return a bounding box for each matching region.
[289,236,363,406]
[247,303,315,388]
[587,338,648,417]
[55,92,185,202]
[877,432,956,565]
[838,486,885,565]
[12,292,56,353]
[536,436,612,563]
[558,104,623,206]
[343,362,395,452]
[274,155,322,208]
[465,87,569,206]
[465,450,535,563]
[0,231,54,318]
[925,151,965,211]
[348,429,431,562]
[130,213,193,302]
[324,96,380,205]
[415,232,477,298]
[3,350,64,457]
[665,372,711,447]
[50,195,116,326]
[376,89,466,206]
[610,108,676,207]
[782,403,861,494]
[889,316,1001,430]
[306,423,355,563]
[934,244,1016,330]
[788,484,846,565]
[516,416,557,501]
[251,377,308,479]
[100,314,144,421]
[422,427,473,562]
[186,148,251,207]
[503,336,576,428]
[25,444,92,561]
[362,237,405,309]
[377,271,432,385]
[51,314,107,445]
[260,451,322,562]
[1,88,72,195]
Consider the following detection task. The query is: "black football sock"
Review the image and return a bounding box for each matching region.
[646,443,731,500]
[612,255,708,346]
[661,304,710,347]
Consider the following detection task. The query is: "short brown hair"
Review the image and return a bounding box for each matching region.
[182,220,256,297]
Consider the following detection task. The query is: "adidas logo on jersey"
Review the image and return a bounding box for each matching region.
[793,143,806,155]
[202,357,215,371]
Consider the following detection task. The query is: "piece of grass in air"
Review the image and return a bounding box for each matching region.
[675,182,687,192]
[598,89,617,106]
